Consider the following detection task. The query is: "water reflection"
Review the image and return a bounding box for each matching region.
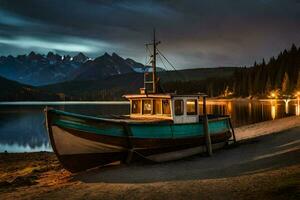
[0,104,129,153]
[248,102,252,118]
[283,99,291,114]
[227,101,232,114]
[0,109,51,152]
[295,98,300,116]
[201,99,293,127]
[0,100,297,152]
[271,101,276,120]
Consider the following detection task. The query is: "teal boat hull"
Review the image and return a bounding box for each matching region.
[45,108,232,172]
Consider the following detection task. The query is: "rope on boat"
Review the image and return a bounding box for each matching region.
[157,51,171,71]
[157,49,187,81]
[130,148,158,163]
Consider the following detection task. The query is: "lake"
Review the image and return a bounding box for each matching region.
[0,99,299,152]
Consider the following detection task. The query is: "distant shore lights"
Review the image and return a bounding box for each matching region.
[269,90,279,99]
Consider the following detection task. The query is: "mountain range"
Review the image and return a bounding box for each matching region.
[0,50,238,101]
[0,52,162,86]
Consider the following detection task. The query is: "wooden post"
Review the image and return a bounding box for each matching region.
[203,96,212,156]
[124,124,134,164]
[126,149,134,164]
[228,118,236,144]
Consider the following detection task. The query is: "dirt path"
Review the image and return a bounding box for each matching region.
[1,122,300,199]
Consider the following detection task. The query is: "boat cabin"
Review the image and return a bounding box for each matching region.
[123,93,205,124]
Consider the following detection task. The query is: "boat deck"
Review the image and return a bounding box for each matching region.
[101,115,174,124]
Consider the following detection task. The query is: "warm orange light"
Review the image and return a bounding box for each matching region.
[269,90,279,99]
[186,101,196,105]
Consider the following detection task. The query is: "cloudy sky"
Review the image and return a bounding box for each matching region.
[0,0,299,69]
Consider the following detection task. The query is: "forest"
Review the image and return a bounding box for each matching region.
[163,44,300,98]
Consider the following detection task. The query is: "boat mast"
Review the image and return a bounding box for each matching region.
[152,28,157,93]
[144,29,160,94]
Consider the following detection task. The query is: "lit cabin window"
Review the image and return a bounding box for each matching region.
[162,99,171,115]
[186,99,197,115]
[153,99,162,114]
[174,100,184,115]
[142,100,152,114]
[131,100,141,114]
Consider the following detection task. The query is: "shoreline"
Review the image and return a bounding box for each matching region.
[0,101,130,106]
[235,115,300,141]
[0,97,298,105]
[1,117,300,199]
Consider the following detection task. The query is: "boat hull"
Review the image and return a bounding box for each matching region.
[45,109,232,172]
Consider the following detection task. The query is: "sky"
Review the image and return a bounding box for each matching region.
[0,0,299,69]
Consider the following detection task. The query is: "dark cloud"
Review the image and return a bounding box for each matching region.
[0,0,299,68]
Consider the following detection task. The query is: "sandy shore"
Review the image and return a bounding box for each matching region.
[1,117,300,200]
[235,116,300,141]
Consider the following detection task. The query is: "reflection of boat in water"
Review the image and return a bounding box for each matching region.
[44,30,235,172]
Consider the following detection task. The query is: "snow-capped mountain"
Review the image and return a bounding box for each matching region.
[0,51,163,86]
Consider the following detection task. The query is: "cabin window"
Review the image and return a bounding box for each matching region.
[162,99,171,115]
[153,99,162,114]
[174,100,184,115]
[142,100,152,114]
[132,100,141,114]
[186,99,197,115]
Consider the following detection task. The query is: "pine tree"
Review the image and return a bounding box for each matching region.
[282,72,290,94]
[291,43,297,53]
[275,67,283,89]
[254,67,262,94]
[262,58,266,66]
[296,71,300,91]
[265,75,272,94]
[247,71,253,96]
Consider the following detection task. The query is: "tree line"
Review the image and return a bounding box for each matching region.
[163,44,300,98]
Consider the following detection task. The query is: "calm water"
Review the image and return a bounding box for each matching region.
[0,100,299,152]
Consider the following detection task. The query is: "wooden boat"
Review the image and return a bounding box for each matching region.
[44,30,235,172]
